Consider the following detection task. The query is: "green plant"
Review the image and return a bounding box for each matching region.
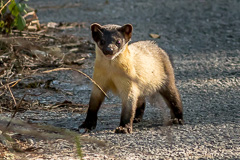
[0,0,29,33]
[75,135,83,160]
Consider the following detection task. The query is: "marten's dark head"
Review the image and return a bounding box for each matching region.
[91,23,133,60]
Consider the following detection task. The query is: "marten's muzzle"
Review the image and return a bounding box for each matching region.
[103,47,114,55]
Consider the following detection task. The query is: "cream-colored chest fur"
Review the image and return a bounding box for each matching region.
[93,41,167,98]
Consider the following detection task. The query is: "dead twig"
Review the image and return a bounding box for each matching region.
[3,93,27,133]
[0,88,7,97]
[12,30,58,40]
[43,68,109,98]
[10,79,22,88]
[6,84,17,106]
[0,0,11,13]
[0,79,22,90]
[0,81,7,96]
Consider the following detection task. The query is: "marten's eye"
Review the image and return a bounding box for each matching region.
[99,40,105,45]
[116,39,121,46]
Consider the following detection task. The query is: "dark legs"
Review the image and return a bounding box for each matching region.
[115,96,138,134]
[160,83,183,124]
[133,97,146,123]
[115,96,146,133]
[79,87,105,131]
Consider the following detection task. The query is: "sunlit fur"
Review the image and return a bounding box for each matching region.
[92,40,172,100]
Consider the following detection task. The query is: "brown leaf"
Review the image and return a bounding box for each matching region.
[47,22,58,29]
[149,33,161,39]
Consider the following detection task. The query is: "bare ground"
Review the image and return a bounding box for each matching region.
[1,0,240,159]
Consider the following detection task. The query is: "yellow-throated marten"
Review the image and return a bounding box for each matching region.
[80,23,183,133]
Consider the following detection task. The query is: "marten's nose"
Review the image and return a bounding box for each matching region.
[104,47,114,55]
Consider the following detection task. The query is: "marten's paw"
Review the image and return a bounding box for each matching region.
[78,128,91,134]
[133,117,142,123]
[115,126,132,134]
[171,118,184,125]
[79,120,97,132]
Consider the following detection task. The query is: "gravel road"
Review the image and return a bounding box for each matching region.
[22,0,240,159]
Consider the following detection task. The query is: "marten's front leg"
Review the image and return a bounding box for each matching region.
[115,86,139,134]
[79,86,106,131]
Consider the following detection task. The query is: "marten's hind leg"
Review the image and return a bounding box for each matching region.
[160,82,183,125]
[133,97,146,123]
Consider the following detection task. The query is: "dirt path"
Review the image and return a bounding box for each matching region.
[1,0,240,159]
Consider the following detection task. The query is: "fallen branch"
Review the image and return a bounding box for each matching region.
[12,30,58,40]
[0,67,109,98]
[42,68,109,98]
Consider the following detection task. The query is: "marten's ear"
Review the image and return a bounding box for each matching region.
[90,23,102,42]
[91,23,101,32]
[119,24,133,42]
